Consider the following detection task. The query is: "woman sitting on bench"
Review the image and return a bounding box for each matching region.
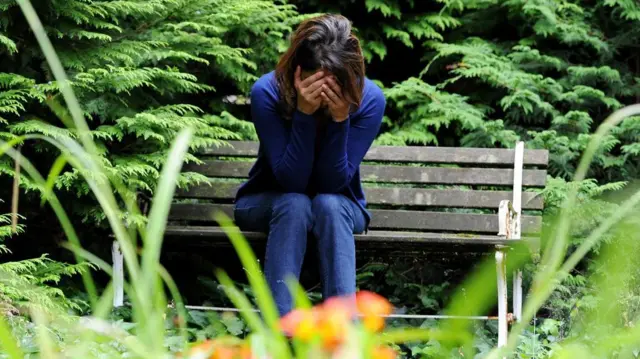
[233,13,386,316]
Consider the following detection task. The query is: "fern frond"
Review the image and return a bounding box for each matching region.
[604,0,640,21]
[9,120,75,141]
[0,33,16,54]
[365,0,402,18]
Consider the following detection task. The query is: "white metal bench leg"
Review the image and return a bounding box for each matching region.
[496,250,508,348]
[112,241,124,307]
[513,270,522,322]
[510,141,524,325]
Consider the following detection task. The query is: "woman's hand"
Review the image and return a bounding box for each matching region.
[321,76,350,122]
[295,66,325,115]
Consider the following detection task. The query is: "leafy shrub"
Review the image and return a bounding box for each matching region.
[0,210,88,317]
[0,0,303,224]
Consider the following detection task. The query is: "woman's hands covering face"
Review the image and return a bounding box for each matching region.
[295,66,325,115]
[295,66,350,122]
[320,76,350,122]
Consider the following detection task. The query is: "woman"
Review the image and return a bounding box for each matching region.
[234,14,386,316]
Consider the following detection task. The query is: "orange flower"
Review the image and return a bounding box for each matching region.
[371,345,398,359]
[317,297,353,350]
[185,340,215,359]
[211,345,236,359]
[238,342,253,359]
[279,308,317,341]
[279,291,393,351]
[355,291,393,332]
[183,339,253,359]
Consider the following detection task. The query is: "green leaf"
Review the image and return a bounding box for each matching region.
[383,25,413,47]
[365,0,402,18]
[221,314,245,336]
[0,33,17,54]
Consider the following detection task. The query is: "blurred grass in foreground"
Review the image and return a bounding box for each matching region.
[0,0,638,358]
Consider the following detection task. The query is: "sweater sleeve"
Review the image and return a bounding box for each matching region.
[250,77,317,193]
[312,83,386,193]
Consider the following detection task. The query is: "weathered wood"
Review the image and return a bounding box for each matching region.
[163,226,524,246]
[184,161,547,187]
[370,209,541,233]
[168,204,542,233]
[177,182,544,210]
[198,141,549,166]
[364,188,543,210]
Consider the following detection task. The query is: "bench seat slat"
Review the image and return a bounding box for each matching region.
[169,204,542,233]
[177,183,544,210]
[184,161,547,186]
[164,226,525,246]
[199,141,549,166]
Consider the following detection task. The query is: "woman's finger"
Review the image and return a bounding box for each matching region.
[322,84,341,104]
[326,77,343,97]
[294,66,302,89]
[308,83,324,99]
[303,77,325,96]
[321,91,337,107]
[300,70,324,88]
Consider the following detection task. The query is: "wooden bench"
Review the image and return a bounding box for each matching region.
[112,140,549,347]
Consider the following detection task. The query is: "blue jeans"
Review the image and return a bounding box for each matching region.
[234,192,366,316]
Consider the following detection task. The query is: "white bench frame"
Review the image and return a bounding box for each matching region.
[497,140,525,347]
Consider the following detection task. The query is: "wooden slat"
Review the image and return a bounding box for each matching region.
[169,204,542,233]
[164,226,527,246]
[365,188,544,209]
[370,209,541,233]
[199,141,549,166]
[184,161,547,186]
[177,182,544,210]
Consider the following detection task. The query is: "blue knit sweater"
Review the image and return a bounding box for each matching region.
[235,71,386,226]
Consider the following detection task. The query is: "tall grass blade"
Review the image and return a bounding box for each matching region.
[0,315,24,359]
[215,269,267,334]
[158,264,189,350]
[18,0,144,296]
[486,104,640,359]
[285,275,313,309]
[17,0,99,155]
[0,139,99,305]
[41,154,67,207]
[214,213,292,358]
[142,127,194,294]
[214,214,280,325]
[31,309,59,359]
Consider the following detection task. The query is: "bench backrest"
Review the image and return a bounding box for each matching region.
[170,141,548,236]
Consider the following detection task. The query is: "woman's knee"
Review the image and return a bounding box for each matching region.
[271,193,313,227]
[312,194,350,221]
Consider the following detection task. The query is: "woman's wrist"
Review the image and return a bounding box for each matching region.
[331,114,349,123]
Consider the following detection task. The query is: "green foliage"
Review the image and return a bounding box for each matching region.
[377,77,488,146]
[1,0,639,357]
[603,0,640,21]
[0,212,88,316]
[300,0,639,183]
[0,0,302,225]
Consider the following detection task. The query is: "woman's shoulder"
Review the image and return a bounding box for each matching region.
[251,71,278,95]
[363,78,384,100]
[356,77,385,115]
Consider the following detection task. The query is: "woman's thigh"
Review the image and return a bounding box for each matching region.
[234,192,313,233]
[233,192,280,232]
[311,193,366,234]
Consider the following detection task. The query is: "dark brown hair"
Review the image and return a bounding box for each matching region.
[275,14,365,119]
